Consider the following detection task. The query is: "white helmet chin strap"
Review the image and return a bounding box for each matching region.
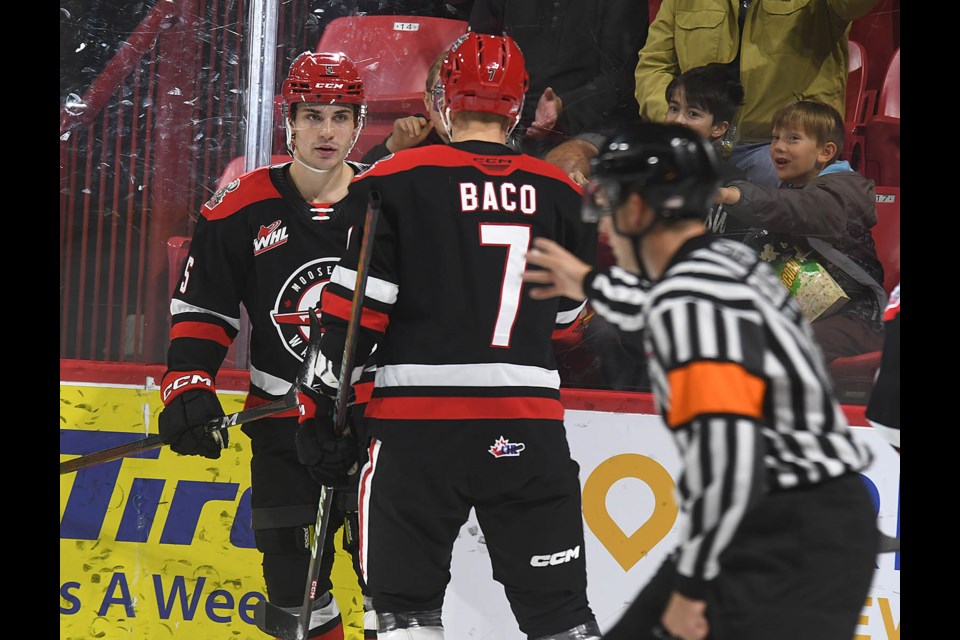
[293,151,334,174]
[440,106,454,141]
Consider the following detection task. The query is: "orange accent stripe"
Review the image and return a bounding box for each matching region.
[364,396,564,421]
[665,361,766,428]
[170,321,233,347]
[323,294,390,332]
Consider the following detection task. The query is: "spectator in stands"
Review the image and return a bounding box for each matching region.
[717,99,886,363]
[634,0,881,187]
[469,0,649,167]
[663,62,751,240]
[361,52,450,164]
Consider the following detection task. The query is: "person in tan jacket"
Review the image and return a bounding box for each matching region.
[635,0,880,186]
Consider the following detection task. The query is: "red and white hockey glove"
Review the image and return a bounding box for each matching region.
[158,370,227,459]
[295,385,358,489]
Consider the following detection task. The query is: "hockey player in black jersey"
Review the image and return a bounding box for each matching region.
[522,122,879,640]
[158,51,376,639]
[306,32,602,640]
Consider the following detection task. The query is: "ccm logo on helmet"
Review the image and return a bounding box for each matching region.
[530,545,580,567]
[315,82,346,89]
[162,373,214,402]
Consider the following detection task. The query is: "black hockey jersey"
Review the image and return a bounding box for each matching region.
[165,161,372,409]
[319,141,596,425]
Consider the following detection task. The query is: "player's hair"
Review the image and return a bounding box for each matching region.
[772,100,845,164]
[425,51,447,93]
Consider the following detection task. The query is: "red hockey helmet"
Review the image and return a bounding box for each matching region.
[281,51,366,157]
[440,32,528,132]
[282,51,366,115]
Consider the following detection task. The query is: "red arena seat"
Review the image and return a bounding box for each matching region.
[872,186,900,295]
[842,40,876,171]
[827,185,900,402]
[860,48,900,187]
[216,154,293,190]
[315,15,468,161]
[849,0,900,93]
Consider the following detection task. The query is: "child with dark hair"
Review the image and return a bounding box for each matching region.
[664,62,749,239]
[664,62,743,153]
[717,99,886,363]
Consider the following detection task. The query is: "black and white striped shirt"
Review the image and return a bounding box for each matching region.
[585,233,874,594]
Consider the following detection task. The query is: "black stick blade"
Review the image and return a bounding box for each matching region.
[254,599,305,640]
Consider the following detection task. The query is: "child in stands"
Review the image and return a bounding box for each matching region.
[664,62,749,240]
[717,100,886,362]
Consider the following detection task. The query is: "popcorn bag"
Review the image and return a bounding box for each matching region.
[777,254,849,321]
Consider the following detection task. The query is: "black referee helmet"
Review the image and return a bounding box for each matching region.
[583,122,721,228]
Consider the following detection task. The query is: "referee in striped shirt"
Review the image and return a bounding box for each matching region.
[523,122,879,640]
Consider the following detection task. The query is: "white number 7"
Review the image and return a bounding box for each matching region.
[480,223,531,348]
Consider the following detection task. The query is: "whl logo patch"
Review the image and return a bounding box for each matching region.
[254,220,289,255]
[489,436,525,458]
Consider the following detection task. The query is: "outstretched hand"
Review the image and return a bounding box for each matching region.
[526,87,563,139]
[522,237,591,301]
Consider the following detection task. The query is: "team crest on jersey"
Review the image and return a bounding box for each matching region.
[489,436,525,458]
[204,179,240,210]
[254,220,289,255]
[272,258,339,360]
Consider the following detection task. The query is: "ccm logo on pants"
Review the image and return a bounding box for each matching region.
[530,546,580,567]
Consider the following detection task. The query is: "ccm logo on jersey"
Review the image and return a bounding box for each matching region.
[460,182,536,214]
[162,372,214,403]
[253,220,289,255]
[489,436,525,458]
[530,546,581,567]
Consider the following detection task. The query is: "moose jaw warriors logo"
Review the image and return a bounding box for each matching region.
[272,258,339,360]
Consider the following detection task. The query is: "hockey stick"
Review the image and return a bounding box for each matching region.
[255,190,381,640]
[59,313,324,476]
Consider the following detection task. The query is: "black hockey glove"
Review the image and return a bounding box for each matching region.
[158,371,228,459]
[296,385,359,488]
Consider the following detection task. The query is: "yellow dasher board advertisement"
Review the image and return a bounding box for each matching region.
[61,362,899,639]
[59,363,366,639]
